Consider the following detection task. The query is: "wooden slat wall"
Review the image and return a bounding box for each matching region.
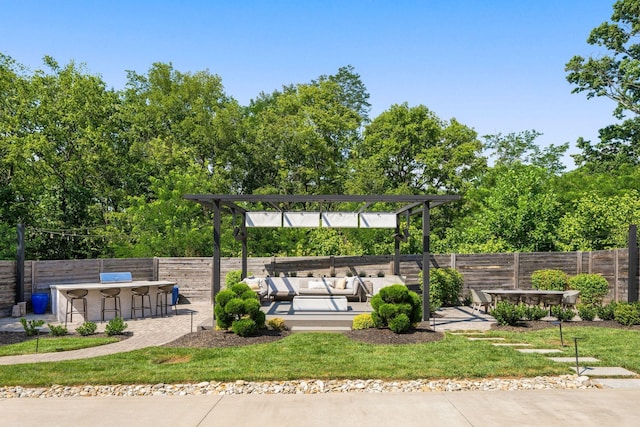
[0,250,637,314]
[0,261,16,316]
[517,252,581,289]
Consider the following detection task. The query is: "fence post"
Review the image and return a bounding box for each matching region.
[629,225,638,302]
[16,224,25,303]
[513,252,520,289]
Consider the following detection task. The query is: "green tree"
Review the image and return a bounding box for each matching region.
[566,0,640,169]
[484,130,569,175]
[557,190,640,251]
[243,66,369,196]
[446,164,561,253]
[349,103,485,195]
[4,56,123,258]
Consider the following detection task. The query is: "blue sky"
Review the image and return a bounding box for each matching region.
[1,1,620,169]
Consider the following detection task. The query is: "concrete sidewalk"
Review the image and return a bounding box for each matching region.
[2,388,640,427]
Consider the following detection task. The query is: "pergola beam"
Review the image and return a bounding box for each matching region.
[184,194,461,322]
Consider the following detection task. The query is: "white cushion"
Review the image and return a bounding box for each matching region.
[243,278,262,290]
[346,276,356,289]
[308,280,327,289]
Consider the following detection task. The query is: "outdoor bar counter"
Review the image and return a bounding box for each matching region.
[50,280,176,323]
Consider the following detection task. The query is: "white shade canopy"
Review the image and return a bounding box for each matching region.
[360,212,396,228]
[283,212,321,227]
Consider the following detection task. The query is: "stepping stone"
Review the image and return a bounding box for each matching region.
[596,379,640,388]
[468,337,505,341]
[450,332,486,336]
[493,343,532,347]
[517,349,563,354]
[570,366,637,377]
[549,357,600,363]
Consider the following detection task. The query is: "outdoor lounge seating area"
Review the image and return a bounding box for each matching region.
[242,274,406,302]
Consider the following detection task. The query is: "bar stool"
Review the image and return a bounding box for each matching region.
[100,288,121,321]
[130,286,151,319]
[65,289,88,326]
[155,284,176,317]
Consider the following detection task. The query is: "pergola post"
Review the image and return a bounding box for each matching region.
[212,200,222,307]
[241,213,248,279]
[422,202,430,321]
[394,215,401,276]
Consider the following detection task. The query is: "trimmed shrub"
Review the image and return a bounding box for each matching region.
[577,304,596,321]
[105,317,128,336]
[551,305,575,322]
[352,313,375,330]
[490,301,523,326]
[523,305,548,321]
[614,303,640,326]
[267,317,287,331]
[232,318,257,337]
[597,302,618,321]
[47,324,68,337]
[420,268,464,311]
[388,313,411,334]
[568,274,609,306]
[371,284,422,334]
[225,270,243,288]
[76,321,97,336]
[215,281,264,334]
[531,269,569,291]
[230,283,253,297]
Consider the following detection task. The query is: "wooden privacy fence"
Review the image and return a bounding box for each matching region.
[0,249,636,316]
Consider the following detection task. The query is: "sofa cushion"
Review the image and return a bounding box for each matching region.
[346,276,356,289]
[243,278,262,290]
[335,277,347,290]
[308,280,327,289]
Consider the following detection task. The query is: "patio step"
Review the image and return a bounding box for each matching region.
[283,316,354,332]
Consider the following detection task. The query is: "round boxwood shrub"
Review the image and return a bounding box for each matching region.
[419,268,464,311]
[523,304,547,321]
[531,269,569,291]
[370,284,421,333]
[597,302,618,321]
[551,305,575,322]
[214,282,263,334]
[232,318,257,337]
[490,301,522,326]
[577,304,596,321]
[614,303,640,326]
[568,274,609,306]
[388,313,411,334]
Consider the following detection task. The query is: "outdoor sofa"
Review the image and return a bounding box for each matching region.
[242,275,406,302]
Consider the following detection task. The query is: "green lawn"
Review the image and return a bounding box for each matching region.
[0,336,121,357]
[3,326,638,387]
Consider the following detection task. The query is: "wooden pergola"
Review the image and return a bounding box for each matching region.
[183,194,461,321]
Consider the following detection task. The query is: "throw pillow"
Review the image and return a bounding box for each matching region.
[335,278,347,290]
[308,281,327,289]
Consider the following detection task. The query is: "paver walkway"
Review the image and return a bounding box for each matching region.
[0,302,212,365]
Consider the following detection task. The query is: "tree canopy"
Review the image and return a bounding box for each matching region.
[2,2,640,264]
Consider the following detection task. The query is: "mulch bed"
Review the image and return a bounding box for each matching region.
[491,320,640,332]
[163,321,443,348]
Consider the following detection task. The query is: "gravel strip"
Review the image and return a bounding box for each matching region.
[0,375,598,398]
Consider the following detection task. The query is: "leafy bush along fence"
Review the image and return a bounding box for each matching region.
[0,248,636,315]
